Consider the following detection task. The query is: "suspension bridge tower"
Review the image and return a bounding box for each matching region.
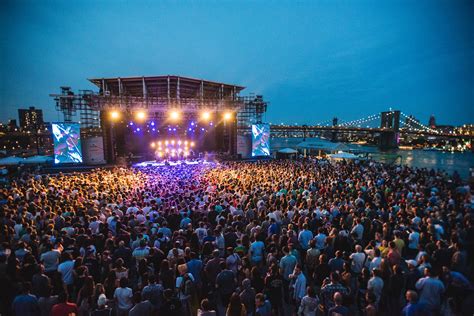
[379,110,400,149]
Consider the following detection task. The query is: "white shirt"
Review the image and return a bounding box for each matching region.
[368,276,384,302]
[369,256,382,272]
[114,287,133,310]
[349,252,366,273]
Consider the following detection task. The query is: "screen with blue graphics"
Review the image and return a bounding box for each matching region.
[251,124,270,157]
[52,123,83,164]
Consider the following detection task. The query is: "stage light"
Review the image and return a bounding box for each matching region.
[178,140,182,146]
[158,152,163,158]
[110,110,120,120]
[150,142,156,148]
[135,110,147,121]
[158,141,162,146]
[136,128,141,132]
[223,112,233,121]
[150,122,155,126]
[190,141,195,147]
[165,140,169,145]
[184,141,188,145]
[171,140,175,145]
[201,111,211,121]
[169,110,180,121]
[165,148,169,153]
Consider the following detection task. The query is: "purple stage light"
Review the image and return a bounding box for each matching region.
[168,127,172,131]
[191,122,195,126]
[130,122,134,126]
[188,128,192,131]
[152,128,156,131]
[173,128,177,131]
[136,128,141,132]
[210,122,213,126]
[201,128,205,131]
[151,122,155,126]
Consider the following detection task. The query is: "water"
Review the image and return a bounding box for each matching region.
[271,137,474,180]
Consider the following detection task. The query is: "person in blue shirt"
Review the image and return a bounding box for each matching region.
[11,282,39,316]
[157,222,172,238]
[255,293,272,316]
[401,290,427,316]
[186,252,203,286]
[298,223,313,251]
[267,218,280,237]
[279,246,297,303]
[249,238,265,266]
[180,213,192,229]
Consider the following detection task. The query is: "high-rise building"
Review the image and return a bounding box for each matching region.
[428,114,436,128]
[18,106,44,131]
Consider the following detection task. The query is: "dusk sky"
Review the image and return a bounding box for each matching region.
[1,0,473,125]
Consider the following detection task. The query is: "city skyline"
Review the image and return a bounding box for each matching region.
[1,0,473,125]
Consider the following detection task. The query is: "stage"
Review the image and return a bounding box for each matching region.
[132,159,215,168]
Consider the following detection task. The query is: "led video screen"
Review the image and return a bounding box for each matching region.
[251,124,270,157]
[52,123,83,164]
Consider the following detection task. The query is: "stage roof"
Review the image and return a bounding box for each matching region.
[88,75,245,99]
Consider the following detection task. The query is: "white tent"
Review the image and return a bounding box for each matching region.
[277,148,298,154]
[24,155,54,164]
[296,139,349,152]
[0,156,25,165]
[328,151,360,159]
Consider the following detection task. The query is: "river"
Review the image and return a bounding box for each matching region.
[271,137,474,180]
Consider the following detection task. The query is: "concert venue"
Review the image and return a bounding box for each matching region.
[50,75,269,167]
[2,2,474,316]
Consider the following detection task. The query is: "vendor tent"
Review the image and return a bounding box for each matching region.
[24,155,54,164]
[277,148,298,154]
[328,151,360,159]
[296,139,349,152]
[0,156,25,165]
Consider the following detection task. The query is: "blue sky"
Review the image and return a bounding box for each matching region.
[1,0,473,125]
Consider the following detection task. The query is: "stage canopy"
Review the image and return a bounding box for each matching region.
[88,75,245,99]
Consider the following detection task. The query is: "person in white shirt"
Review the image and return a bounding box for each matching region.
[415,267,445,312]
[114,277,134,316]
[407,228,420,258]
[367,269,384,305]
[351,218,364,241]
[349,245,366,274]
[369,248,382,272]
[88,217,101,235]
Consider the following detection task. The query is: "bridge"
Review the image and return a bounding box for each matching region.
[269,110,472,149]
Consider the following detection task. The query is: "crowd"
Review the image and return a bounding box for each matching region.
[0,158,473,316]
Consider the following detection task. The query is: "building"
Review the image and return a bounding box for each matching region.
[7,119,18,132]
[428,114,436,129]
[18,106,44,131]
